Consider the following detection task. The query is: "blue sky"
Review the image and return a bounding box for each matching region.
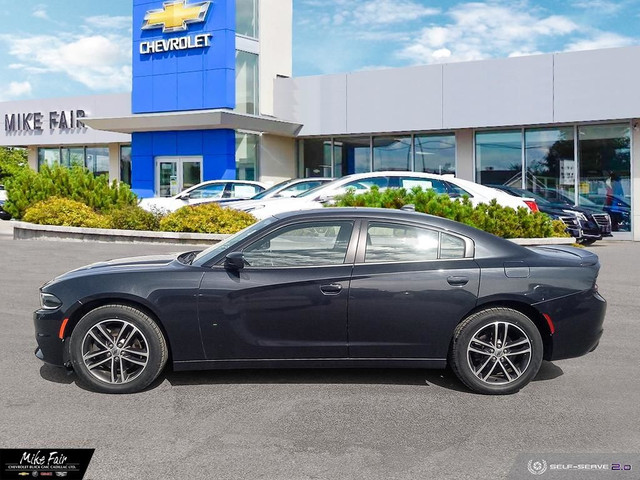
[0,0,638,101]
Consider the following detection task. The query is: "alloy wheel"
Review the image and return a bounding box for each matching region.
[466,321,532,385]
[81,319,150,385]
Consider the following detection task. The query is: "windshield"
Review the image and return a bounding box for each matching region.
[250,180,292,200]
[192,216,278,265]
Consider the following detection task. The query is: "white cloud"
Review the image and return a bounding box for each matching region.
[565,32,637,51]
[32,5,48,19]
[306,0,439,27]
[571,0,626,15]
[398,2,617,65]
[355,0,440,25]
[84,15,132,31]
[1,15,132,92]
[0,81,32,102]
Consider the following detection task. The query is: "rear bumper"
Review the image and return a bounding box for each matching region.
[33,309,69,367]
[536,290,606,361]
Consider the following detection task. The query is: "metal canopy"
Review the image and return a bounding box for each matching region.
[82,109,303,137]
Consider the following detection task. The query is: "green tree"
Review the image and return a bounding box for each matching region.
[0,147,28,182]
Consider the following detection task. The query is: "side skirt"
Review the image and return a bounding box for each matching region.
[173,358,448,371]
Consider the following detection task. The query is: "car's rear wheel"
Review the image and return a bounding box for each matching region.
[450,308,543,395]
[69,305,168,394]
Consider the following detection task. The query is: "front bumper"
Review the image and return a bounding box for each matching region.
[33,308,70,367]
[537,289,606,361]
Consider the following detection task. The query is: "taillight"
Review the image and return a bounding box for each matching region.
[542,313,555,335]
[524,200,539,212]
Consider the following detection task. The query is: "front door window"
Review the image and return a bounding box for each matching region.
[155,156,202,197]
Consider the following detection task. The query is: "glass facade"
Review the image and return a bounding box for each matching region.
[236,51,259,115]
[38,146,110,176]
[334,137,371,176]
[120,145,132,185]
[85,146,109,176]
[414,134,456,174]
[475,122,632,233]
[373,136,411,172]
[301,133,457,178]
[475,130,522,186]
[236,132,259,181]
[301,138,331,177]
[578,124,631,232]
[38,148,61,169]
[61,147,84,168]
[236,0,258,38]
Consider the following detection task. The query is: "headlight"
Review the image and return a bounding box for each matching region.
[40,292,62,310]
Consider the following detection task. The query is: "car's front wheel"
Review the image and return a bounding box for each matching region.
[450,308,543,395]
[69,305,168,394]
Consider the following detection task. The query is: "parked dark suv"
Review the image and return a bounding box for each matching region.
[490,185,610,245]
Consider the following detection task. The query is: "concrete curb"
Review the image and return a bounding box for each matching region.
[12,221,576,246]
[12,222,229,245]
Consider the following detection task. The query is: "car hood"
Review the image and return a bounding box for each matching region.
[50,254,181,284]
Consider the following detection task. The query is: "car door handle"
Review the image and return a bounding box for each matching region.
[447,276,469,286]
[320,284,343,295]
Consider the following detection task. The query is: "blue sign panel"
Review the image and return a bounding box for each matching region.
[131,130,236,198]
[132,0,236,113]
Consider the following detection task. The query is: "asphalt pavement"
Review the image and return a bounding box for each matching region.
[0,235,638,479]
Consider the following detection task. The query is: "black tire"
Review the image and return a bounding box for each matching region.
[449,307,543,395]
[578,238,597,246]
[69,304,168,394]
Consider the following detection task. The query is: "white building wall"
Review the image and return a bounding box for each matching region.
[0,93,131,147]
[258,0,292,117]
[274,46,640,136]
[259,134,296,184]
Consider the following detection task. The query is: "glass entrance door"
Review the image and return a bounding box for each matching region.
[155,157,203,197]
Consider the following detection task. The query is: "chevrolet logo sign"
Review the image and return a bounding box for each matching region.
[142,0,211,33]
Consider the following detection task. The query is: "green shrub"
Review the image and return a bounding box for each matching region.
[107,206,161,231]
[334,186,570,238]
[159,203,256,234]
[4,164,137,219]
[23,197,109,229]
[0,147,28,182]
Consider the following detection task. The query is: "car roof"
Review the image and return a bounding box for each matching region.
[271,207,524,255]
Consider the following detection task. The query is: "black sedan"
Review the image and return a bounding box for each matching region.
[489,185,607,244]
[34,208,606,395]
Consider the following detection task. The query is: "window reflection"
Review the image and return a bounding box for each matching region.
[334,137,371,176]
[475,130,522,186]
[578,124,631,232]
[414,134,455,174]
[236,0,258,38]
[236,132,259,181]
[373,136,411,172]
[525,127,575,203]
[236,51,259,115]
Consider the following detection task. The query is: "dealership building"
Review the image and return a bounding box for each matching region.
[1,0,640,239]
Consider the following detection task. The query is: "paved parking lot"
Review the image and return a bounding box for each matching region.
[0,233,638,479]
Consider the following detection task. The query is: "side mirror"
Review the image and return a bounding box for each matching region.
[178,193,191,200]
[224,252,246,270]
[317,195,330,204]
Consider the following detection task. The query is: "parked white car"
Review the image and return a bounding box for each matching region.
[216,177,333,205]
[139,180,266,213]
[230,172,537,220]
